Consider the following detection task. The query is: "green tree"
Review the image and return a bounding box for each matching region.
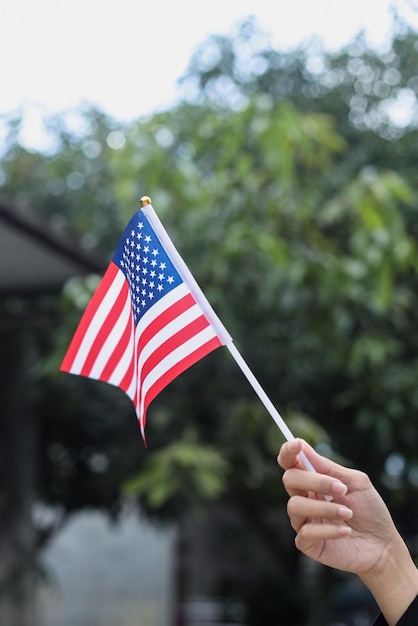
[2,16,418,624]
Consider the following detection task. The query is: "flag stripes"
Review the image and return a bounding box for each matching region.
[60,204,230,441]
[135,296,222,434]
[138,335,222,436]
[61,266,222,435]
[61,262,125,374]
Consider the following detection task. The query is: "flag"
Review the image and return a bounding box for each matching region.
[60,199,232,440]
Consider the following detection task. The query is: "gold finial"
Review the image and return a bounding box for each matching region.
[140,196,152,207]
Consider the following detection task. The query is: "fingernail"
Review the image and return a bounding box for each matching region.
[338,525,352,536]
[332,481,348,496]
[338,506,353,520]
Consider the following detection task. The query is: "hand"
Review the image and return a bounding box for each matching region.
[278,439,418,626]
[278,438,395,574]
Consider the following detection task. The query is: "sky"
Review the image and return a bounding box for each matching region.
[1,0,418,147]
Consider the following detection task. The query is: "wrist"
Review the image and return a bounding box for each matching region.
[360,534,418,626]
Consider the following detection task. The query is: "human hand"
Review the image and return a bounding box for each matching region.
[277,439,418,626]
[278,438,396,575]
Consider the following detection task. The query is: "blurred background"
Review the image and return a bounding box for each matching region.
[2,1,418,624]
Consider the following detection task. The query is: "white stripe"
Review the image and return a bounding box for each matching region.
[138,325,218,419]
[125,369,137,402]
[118,284,192,403]
[89,293,132,379]
[107,316,136,389]
[137,303,203,374]
[70,270,126,374]
[136,282,190,336]
[125,321,143,402]
[134,283,201,415]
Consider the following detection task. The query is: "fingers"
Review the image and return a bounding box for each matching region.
[287,496,353,556]
[278,439,336,473]
[277,438,306,470]
[287,495,353,532]
[295,522,352,556]
[278,439,359,488]
[282,467,348,499]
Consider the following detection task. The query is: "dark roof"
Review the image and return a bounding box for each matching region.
[0,198,106,297]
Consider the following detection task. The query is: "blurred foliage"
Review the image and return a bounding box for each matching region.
[2,14,418,620]
[124,431,229,513]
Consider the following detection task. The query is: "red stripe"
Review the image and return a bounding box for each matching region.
[60,263,120,372]
[140,315,210,382]
[137,293,196,356]
[119,354,135,393]
[98,310,134,382]
[137,335,221,431]
[118,294,197,394]
[80,280,129,377]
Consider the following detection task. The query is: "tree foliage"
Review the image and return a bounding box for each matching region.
[2,16,418,623]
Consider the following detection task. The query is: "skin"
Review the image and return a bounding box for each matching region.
[277,438,418,626]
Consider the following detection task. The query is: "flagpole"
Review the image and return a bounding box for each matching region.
[226,342,316,473]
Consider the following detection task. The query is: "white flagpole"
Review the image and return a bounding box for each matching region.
[226,342,316,473]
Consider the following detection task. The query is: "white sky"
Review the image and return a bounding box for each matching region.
[1,0,418,143]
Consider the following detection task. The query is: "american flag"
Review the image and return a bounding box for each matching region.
[60,201,231,440]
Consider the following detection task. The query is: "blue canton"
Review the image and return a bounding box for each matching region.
[113,211,182,324]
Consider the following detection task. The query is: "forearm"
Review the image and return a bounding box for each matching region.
[361,533,418,626]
